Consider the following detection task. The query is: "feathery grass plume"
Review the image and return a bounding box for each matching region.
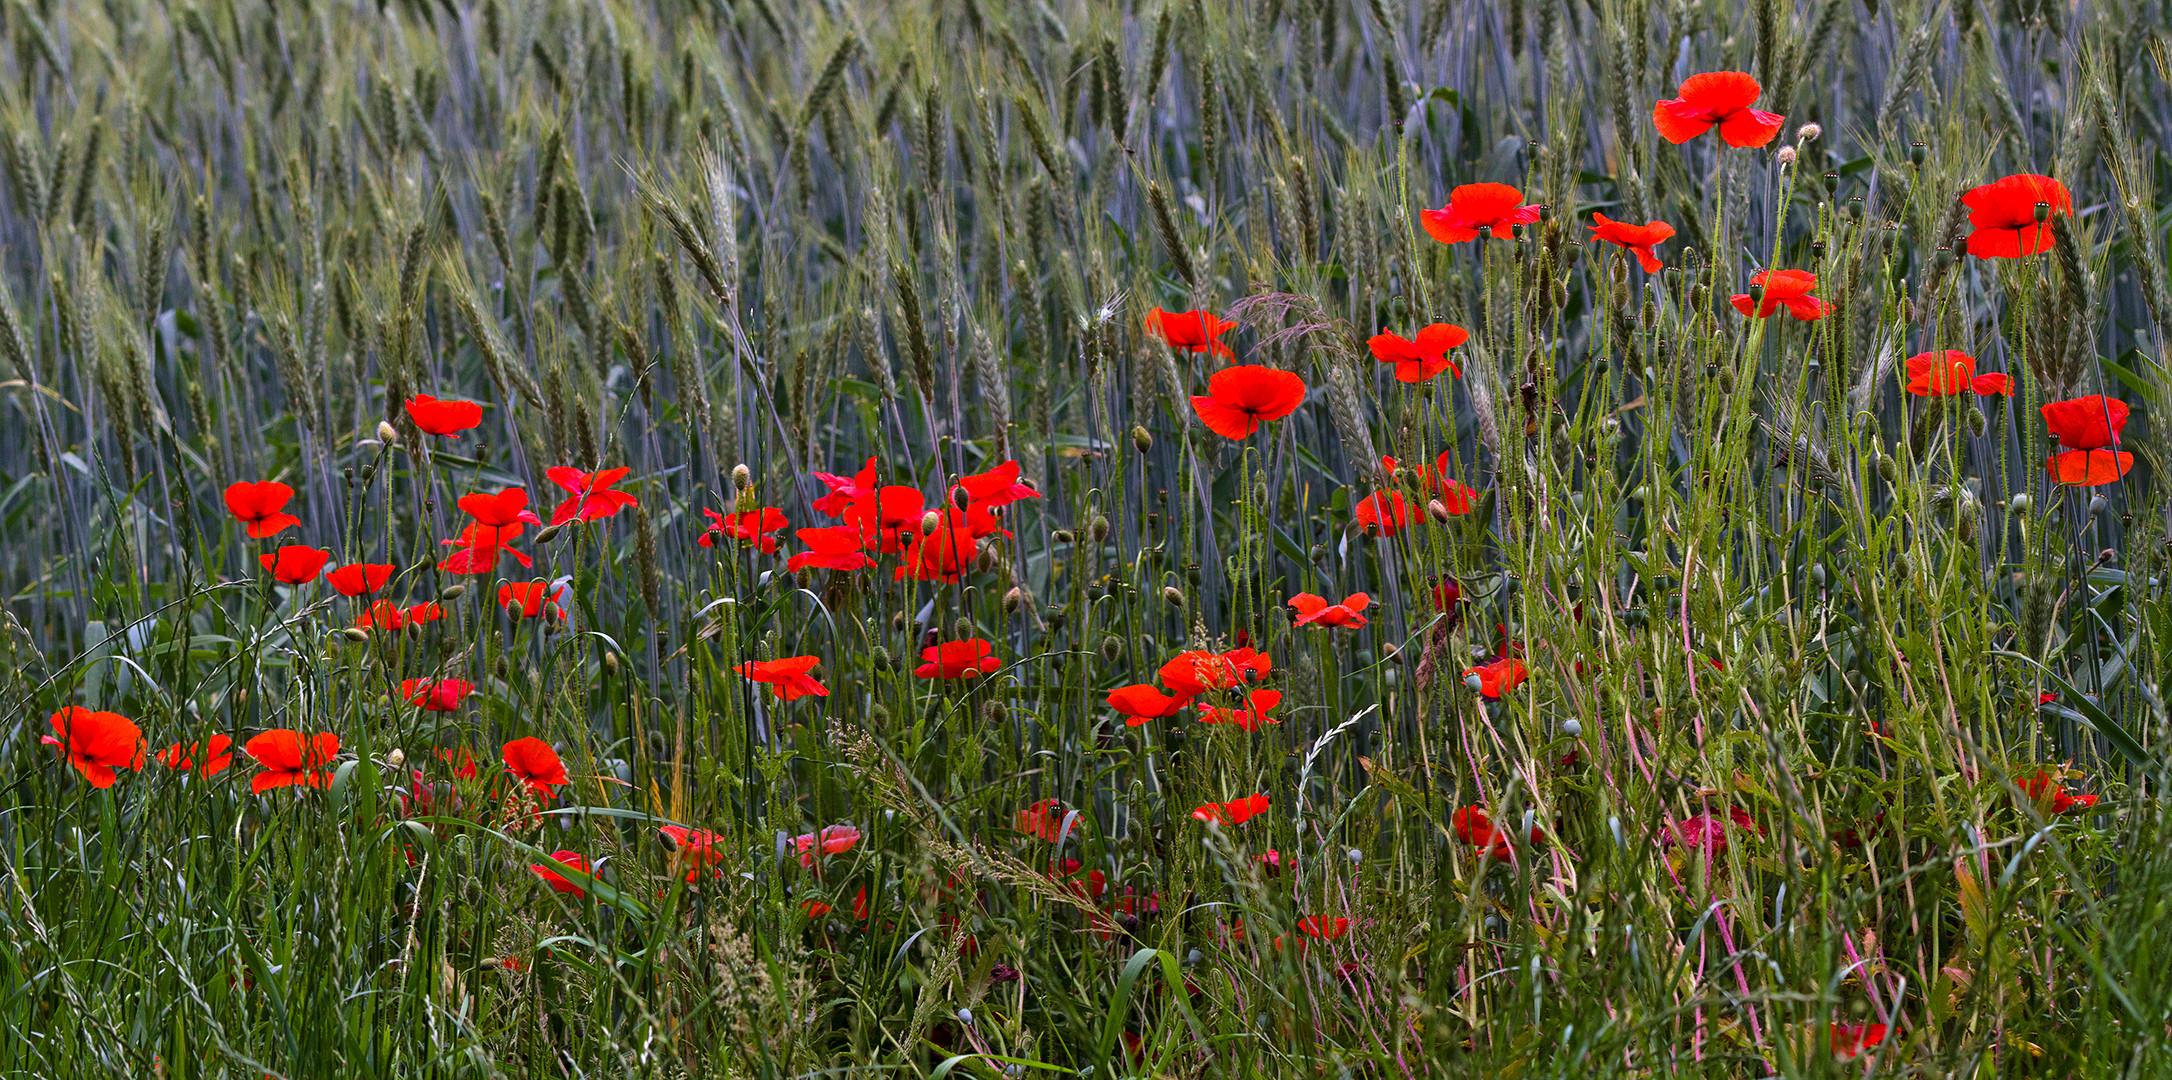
[1146,180,1196,287]
[971,325,1012,447]
[1012,92,1063,183]
[137,205,169,324]
[478,188,515,275]
[1198,54,1221,185]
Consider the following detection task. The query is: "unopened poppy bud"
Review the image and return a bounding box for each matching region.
[1966,407,1987,434]
[2100,547,2119,565]
[376,420,400,443]
[2034,201,2051,223]
[1163,585,1185,607]
[1052,528,1074,544]
[1796,123,1822,143]
[338,627,370,642]
[1776,146,1796,167]
[604,651,620,673]
[534,523,563,544]
[954,616,975,641]
[731,463,753,491]
[870,645,892,667]
[1909,142,1926,167]
[1090,515,1111,542]
[1875,454,1900,485]
[1100,635,1124,664]
[1426,499,1451,522]
[387,748,406,767]
[1003,586,1025,613]
[1131,425,1152,453]
[440,584,467,601]
[920,511,941,535]
[952,486,972,510]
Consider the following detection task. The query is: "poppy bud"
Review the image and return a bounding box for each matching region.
[1427,499,1451,523]
[1909,142,1926,167]
[920,511,941,535]
[952,486,972,510]
[891,611,908,633]
[979,700,1005,725]
[1052,529,1075,544]
[870,645,892,667]
[534,524,563,544]
[1131,425,1152,453]
[376,420,400,443]
[731,464,753,491]
[1045,606,1068,631]
[2034,201,2051,223]
[1776,146,1796,167]
[1966,407,1986,435]
[1163,585,1186,607]
[1875,454,1900,485]
[1090,516,1111,542]
[1003,586,1025,613]
[440,584,467,601]
[2100,547,2119,565]
[1100,636,1124,664]
[387,748,406,767]
[954,616,975,641]
[338,627,370,642]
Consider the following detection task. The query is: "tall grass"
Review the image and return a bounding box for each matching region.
[0,0,2169,1075]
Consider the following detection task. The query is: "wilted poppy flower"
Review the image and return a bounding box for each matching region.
[1190,365,1308,440]
[1017,798,1066,841]
[439,522,533,574]
[1652,71,1784,147]
[2043,396,2134,486]
[1665,806,1760,855]
[259,545,332,585]
[843,486,928,553]
[497,581,566,620]
[1730,269,1824,320]
[402,678,474,712]
[1368,324,1468,382]
[546,466,639,524]
[658,825,725,883]
[326,562,395,597]
[737,656,829,700]
[244,729,338,793]
[955,460,1041,508]
[224,481,300,538]
[1354,490,1417,537]
[1108,683,1189,725]
[2018,771,2099,815]
[786,527,877,573]
[42,707,146,787]
[1160,648,1271,698]
[1830,1023,1889,1061]
[1191,793,1270,827]
[1463,657,1530,698]
[702,506,787,551]
[405,394,483,436]
[1588,213,1675,272]
[1433,577,1463,612]
[794,824,863,868]
[501,737,569,796]
[1961,174,2072,258]
[531,851,591,897]
[916,639,1002,679]
[1195,689,1282,731]
[812,456,879,517]
[156,734,234,776]
[895,521,979,583]
[1903,351,2011,397]
[1421,183,1543,244]
[1289,592,1369,628]
[1143,307,1238,358]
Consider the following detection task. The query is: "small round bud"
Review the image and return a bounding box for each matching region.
[1796,122,1822,143]
[1003,586,1025,613]
[1163,585,1186,607]
[2008,493,2032,515]
[387,748,406,767]
[1131,425,1153,453]
[604,651,620,672]
[1347,847,1363,863]
[1427,499,1452,523]
[920,511,941,535]
[376,420,401,443]
[957,1008,974,1026]
[1562,718,1583,737]
[731,464,753,490]
[1464,672,1484,692]
[1776,146,1796,167]
[338,627,370,643]
[1100,636,1124,664]
[533,523,564,544]
[1090,515,1111,543]
[952,486,972,510]
[1875,454,1901,485]
[1051,529,1075,544]
[2100,547,2119,565]
[439,584,467,601]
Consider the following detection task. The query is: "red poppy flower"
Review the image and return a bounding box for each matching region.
[2042,395,2130,450]
[244,729,338,793]
[916,638,1002,679]
[1257,849,1297,876]
[1453,806,1529,860]
[842,486,927,553]
[1017,798,1067,841]
[259,545,332,585]
[786,527,878,573]
[353,600,404,631]
[702,506,787,552]
[497,581,567,620]
[812,457,879,517]
[1107,684,1189,725]
[955,460,1041,508]
[1195,689,1282,731]
[895,521,979,583]
[794,824,862,868]
[458,488,543,528]
[737,656,829,700]
[1143,307,1238,358]
[1730,269,1824,320]
[438,746,480,779]
[1289,592,1370,628]
[1830,1023,1889,1061]
[1664,807,1760,855]
[658,825,725,883]
[1652,71,1784,147]
[1159,648,1272,698]
[1588,213,1675,272]
[1433,578,1463,611]
[1368,324,1468,382]
[1420,183,1543,244]
[531,851,591,897]
[2047,449,2135,485]
[41,707,146,787]
[439,522,533,574]
[156,734,234,776]
[405,601,447,625]
[502,737,569,796]
[223,481,301,538]
[405,394,483,437]
[1190,365,1308,440]
[1191,793,1270,827]
[1296,915,1349,939]
[326,562,395,597]
[545,466,639,524]
[1961,174,2072,259]
[1052,858,1108,899]
[1903,351,2010,397]
[402,678,474,712]
[1354,490,1417,537]
[1463,657,1530,698]
[2018,771,2099,815]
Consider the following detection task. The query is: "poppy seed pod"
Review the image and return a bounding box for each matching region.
[2034,201,2051,223]
[440,584,467,601]
[2089,495,2108,516]
[1909,142,1926,167]
[1131,425,1152,453]
[1823,172,1840,194]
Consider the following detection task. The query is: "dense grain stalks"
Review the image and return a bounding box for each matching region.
[2,1,2172,1077]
